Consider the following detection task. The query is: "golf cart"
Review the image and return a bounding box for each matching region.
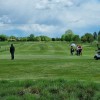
[94,43,100,60]
[94,50,100,60]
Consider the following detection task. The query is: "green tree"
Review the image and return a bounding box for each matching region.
[61,34,66,41]
[52,38,56,41]
[73,35,80,42]
[61,29,74,42]
[85,33,94,43]
[20,37,27,41]
[0,34,7,41]
[93,32,97,40]
[27,34,35,41]
[81,35,87,42]
[98,31,100,36]
[34,36,41,41]
[55,38,61,41]
[8,36,16,41]
[98,34,100,42]
[40,36,51,41]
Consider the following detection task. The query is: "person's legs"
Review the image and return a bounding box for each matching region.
[11,53,14,60]
[71,52,73,55]
[71,51,72,55]
[79,50,81,56]
[77,50,79,56]
[79,49,82,56]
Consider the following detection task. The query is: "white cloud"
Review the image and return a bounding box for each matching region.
[0,0,100,37]
[18,24,62,37]
[0,15,12,24]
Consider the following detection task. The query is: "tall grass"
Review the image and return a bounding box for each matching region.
[0,79,100,100]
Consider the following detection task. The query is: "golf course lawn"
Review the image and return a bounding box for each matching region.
[0,41,100,100]
[0,41,99,82]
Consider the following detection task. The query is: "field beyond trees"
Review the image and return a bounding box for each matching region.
[0,41,100,100]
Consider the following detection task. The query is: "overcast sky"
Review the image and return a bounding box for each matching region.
[0,0,100,37]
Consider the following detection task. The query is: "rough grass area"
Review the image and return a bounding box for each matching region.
[0,79,100,100]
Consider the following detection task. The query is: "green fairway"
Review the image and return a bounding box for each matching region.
[0,42,99,82]
[0,41,100,100]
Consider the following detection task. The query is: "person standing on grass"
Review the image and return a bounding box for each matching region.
[76,45,82,56]
[10,44,15,60]
[78,45,82,55]
[76,45,79,56]
[70,46,74,55]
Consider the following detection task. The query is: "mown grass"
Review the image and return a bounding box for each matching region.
[0,58,100,82]
[0,41,100,99]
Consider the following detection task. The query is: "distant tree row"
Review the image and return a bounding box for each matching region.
[61,29,100,43]
[0,29,100,43]
[0,34,51,42]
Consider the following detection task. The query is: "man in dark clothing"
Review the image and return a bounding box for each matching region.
[70,46,74,55]
[10,44,15,60]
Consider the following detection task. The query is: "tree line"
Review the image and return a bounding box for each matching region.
[0,29,100,43]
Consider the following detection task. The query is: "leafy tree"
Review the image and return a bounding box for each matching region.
[9,36,16,39]
[27,34,35,41]
[84,33,94,43]
[45,36,51,41]
[52,38,56,41]
[98,31,100,36]
[0,34,7,41]
[40,36,51,41]
[73,35,80,42]
[40,36,45,41]
[81,35,87,42]
[93,32,98,40]
[61,34,66,41]
[98,34,100,42]
[8,36,16,41]
[61,29,74,41]
[55,38,61,41]
[34,36,41,41]
[19,37,27,41]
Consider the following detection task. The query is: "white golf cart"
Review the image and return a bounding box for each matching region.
[94,50,100,60]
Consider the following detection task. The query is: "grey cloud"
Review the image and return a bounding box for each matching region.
[0,15,12,24]
[0,0,100,37]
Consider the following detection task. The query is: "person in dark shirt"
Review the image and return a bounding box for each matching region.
[10,44,15,60]
[78,45,82,56]
[70,46,74,55]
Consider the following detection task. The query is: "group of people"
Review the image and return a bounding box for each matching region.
[2,43,84,60]
[70,44,82,56]
[10,43,82,60]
